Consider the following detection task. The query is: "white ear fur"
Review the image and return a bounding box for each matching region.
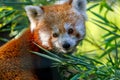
[25,6,43,31]
[72,0,87,19]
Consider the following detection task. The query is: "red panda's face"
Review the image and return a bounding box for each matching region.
[25,0,87,54]
[49,13,85,53]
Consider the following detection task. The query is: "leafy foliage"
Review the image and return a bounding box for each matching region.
[31,39,120,80]
[0,7,27,43]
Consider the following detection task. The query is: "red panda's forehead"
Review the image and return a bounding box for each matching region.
[42,4,81,33]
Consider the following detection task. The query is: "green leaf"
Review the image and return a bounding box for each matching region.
[1,14,22,28]
[103,2,113,11]
[30,51,62,63]
[87,3,99,10]
[105,36,118,43]
[89,10,109,23]
[114,40,119,67]
[0,37,9,42]
[91,22,120,37]
[99,1,104,13]
[33,42,62,59]
[102,30,117,38]
[104,36,118,49]
[92,18,117,29]
[0,10,15,20]
[100,47,115,58]
[107,53,114,66]
[70,74,80,80]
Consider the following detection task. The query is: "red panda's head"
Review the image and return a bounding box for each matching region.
[25,0,87,54]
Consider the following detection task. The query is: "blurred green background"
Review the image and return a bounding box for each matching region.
[0,0,120,80]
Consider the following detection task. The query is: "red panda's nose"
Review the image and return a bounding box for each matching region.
[62,42,70,50]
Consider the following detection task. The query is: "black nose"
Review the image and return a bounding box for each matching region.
[62,42,70,50]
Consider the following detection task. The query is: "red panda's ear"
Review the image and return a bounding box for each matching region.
[25,6,43,20]
[71,0,87,20]
[25,6,44,31]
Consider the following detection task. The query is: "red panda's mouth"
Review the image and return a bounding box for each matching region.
[51,46,75,54]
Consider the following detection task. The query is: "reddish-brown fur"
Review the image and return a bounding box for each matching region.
[0,28,39,80]
[42,3,77,34]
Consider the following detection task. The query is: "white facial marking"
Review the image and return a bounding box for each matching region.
[39,31,50,47]
[30,23,36,32]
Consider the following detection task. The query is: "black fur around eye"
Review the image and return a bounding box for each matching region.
[68,28,74,34]
[53,33,59,38]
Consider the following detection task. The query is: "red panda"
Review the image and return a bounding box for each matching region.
[0,0,87,80]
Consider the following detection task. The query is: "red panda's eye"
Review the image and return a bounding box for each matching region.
[53,33,59,38]
[68,28,73,34]
[76,33,80,38]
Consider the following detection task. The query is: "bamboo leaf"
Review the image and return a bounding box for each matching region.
[99,1,104,13]
[0,10,15,20]
[89,11,109,23]
[100,47,115,58]
[114,40,119,67]
[2,14,21,28]
[92,18,117,29]
[102,30,117,38]
[70,74,80,80]
[87,3,99,10]
[30,51,62,63]
[103,2,113,11]
[33,42,62,59]
[91,22,120,37]
[105,36,118,44]
[0,37,9,42]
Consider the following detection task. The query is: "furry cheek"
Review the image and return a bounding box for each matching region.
[39,31,51,47]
